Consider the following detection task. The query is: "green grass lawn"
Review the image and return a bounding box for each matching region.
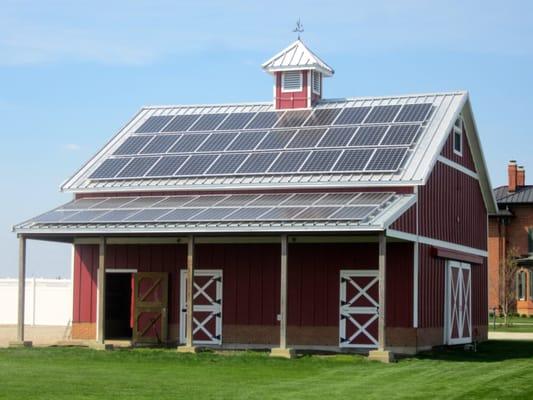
[1,341,533,399]
[489,316,533,332]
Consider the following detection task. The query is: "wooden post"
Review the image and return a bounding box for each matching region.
[96,237,106,345]
[368,231,393,362]
[177,235,198,353]
[270,234,295,358]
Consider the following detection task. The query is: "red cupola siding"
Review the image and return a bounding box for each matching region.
[13,38,497,360]
[262,40,334,109]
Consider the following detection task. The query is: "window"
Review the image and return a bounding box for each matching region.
[312,71,321,94]
[281,71,302,92]
[453,116,463,156]
[517,271,526,300]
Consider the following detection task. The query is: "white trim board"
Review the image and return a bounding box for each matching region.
[437,156,478,180]
[386,229,487,257]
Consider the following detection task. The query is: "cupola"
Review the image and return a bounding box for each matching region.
[262,39,334,110]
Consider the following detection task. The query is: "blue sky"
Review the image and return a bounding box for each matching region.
[1,0,532,278]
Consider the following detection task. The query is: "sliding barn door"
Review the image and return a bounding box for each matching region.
[446,261,472,345]
[133,272,168,344]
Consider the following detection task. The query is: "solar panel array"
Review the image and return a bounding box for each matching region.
[89,103,433,180]
[33,192,394,224]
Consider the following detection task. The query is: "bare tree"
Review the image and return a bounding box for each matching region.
[499,247,521,327]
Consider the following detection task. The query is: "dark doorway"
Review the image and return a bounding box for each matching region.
[105,273,133,339]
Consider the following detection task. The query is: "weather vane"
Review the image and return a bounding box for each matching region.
[293,19,304,40]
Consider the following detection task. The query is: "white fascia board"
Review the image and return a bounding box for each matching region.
[437,156,478,179]
[372,195,417,228]
[386,229,488,257]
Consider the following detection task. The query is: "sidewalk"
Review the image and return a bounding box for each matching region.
[488,331,533,340]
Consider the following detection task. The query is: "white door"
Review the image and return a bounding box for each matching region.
[339,270,379,348]
[446,261,472,345]
[180,269,223,345]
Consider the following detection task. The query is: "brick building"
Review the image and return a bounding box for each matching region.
[489,161,533,315]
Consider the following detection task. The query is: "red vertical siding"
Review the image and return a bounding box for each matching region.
[471,258,488,327]
[419,162,487,250]
[440,123,476,172]
[418,244,445,328]
[73,244,98,323]
[386,242,414,327]
[390,204,416,234]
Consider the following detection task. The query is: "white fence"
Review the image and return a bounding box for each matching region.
[0,279,72,326]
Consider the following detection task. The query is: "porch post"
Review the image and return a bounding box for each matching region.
[95,237,107,347]
[9,236,32,347]
[368,232,394,362]
[178,234,198,353]
[270,234,295,358]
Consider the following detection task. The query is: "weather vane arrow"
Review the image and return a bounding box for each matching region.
[293,19,304,40]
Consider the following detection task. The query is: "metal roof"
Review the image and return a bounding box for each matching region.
[494,185,533,204]
[261,39,334,76]
[61,91,468,193]
[13,192,415,235]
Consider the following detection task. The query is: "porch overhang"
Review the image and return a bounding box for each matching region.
[13,192,415,238]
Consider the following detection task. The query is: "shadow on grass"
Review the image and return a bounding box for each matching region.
[411,340,533,363]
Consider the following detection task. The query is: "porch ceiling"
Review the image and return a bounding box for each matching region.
[13,192,415,236]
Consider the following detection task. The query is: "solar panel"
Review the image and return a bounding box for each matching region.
[248,194,288,206]
[205,153,247,175]
[224,207,270,220]
[162,115,200,132]
[140,135,180,154]
[334,107,371,125]
[62,198,106,209]
[365,148,407,171]
[192,208,236,220]
[63,210,106,222]
[216,194,258,207]
[113,136,152,155]
[185,195,227,207]
[349,126,389,146]
[351,192,392,205]
[120,197,165,208]
[275,110,311,128]
[304,109,341,126]
[89,158,130,179]
[237,152,277,173]
[135,116,173,133]
[91,197,136,209]
[294,207,339,219]
[330,206,376,220]
[94,209,139,222]
[380,124,420,145]
[189,114,227,131]
[246,112,281,129]
[364,105,401,123]
[317,127,357,148]
[197,132,237,152]
[316,193,359,205]
[256,130,296,150]
[333,149,374,171]
[282,193,324,205]
[287,128,326,148]
[146,156,188,177]
[226,131,267,151]
[117,157,158,178]
[34,210,79,222]
[157,208,203,221]
[127,208,173,222]
[169,134,209,153]
[156,196,198,208]
[217,112,255,130]
[175,154,218,175]
[395,103,432,122]
[268,151,309,173]
[261,207,307,220]
[300,150,341,172]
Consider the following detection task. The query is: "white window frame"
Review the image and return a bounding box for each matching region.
[281,71,303,93]
[312,71,321,95]
[453,116,463,156]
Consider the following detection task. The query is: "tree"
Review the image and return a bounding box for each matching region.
[499,247,521,327]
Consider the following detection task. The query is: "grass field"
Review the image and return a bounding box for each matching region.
[1,341,533,399]
[489,316,533,332]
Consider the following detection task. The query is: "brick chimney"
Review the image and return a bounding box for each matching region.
[508,161,517,192]
[517,166,526,188]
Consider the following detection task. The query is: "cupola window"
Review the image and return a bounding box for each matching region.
[281,71,303,92]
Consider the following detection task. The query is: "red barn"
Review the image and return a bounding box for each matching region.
[13,40,496,360]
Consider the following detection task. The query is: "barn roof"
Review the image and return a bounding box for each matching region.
[14,192,415,235]
[61,91,471,194]
[261,39,334,76]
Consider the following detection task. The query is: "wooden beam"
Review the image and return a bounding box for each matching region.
[96,237,106,344]
[378,232,386,350]
[279,234,288,349]
[186,235,195,348]
[17,236,26,342]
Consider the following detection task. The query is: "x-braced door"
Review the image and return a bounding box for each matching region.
[180,270,222,345]
[133,272,168,344]
[339,270,379,348]
[446,261,472,345]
